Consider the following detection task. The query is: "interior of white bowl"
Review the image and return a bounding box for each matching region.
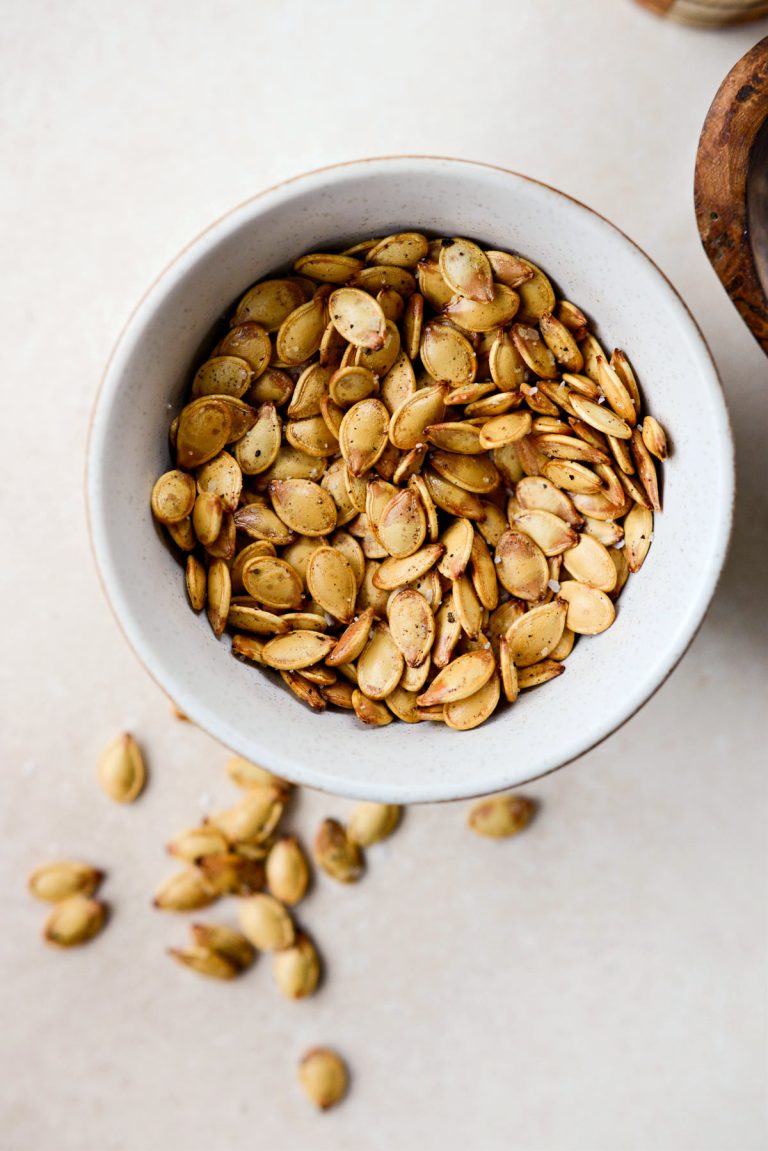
[88,157,733,802]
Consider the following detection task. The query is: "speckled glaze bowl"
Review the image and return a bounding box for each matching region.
[87,157,734,802]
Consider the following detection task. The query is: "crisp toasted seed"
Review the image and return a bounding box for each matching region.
[185,555,206,612]
[351,689,393,726]
[153,868,217,911]
[596,356,636,424]
[227,604,288,634]
[294,252,362,283]
[343,466,369,514]
[306,546,357,623]
[630,429,661,511]
[319,318,347,368]
[329,365,378,408]
[300,665,337,685]
[189,923,255,972]
[571,489,628,522]
[248,366,294,407]
[29,861,103,903]
[151,470,197,524]
[241,556,302,610]
[388,589,435,668]
[314,818,364,882]
[321,458,358,526]
[570,394,632,439]
[420,321,477,386]
[393,443,428,485]
[539,312,584,372]
[485,250,535,287]
[261,630,336,670]
[267,478,337,537]
[389,385,447,450]
[561,373,601,401]
[347,803,401,846]
[439,237,494,302]
[325,607,375,665]
[511,323,557,379]
[338,398,390,477]
[205,512,236,564]
[443,671,500,730]
[468,793,534,837]
[275,297,326,366]
[366,231,428,267]
[618,469,651,510]
[328,287,387,349]
[557,580,616,634]
[285,414,338,457]
[608,433,635,475]
[418,649,495,706]
[569,416,609,452]
[582,516,624,547]
[280,534,321,582]
[489,329,527,391]
[498,636,519,702]
[261,444,327,483]
[196,451,242,512]
[319,395,345,441]
[495,530,549,601]
[505,600,567,666]
[513,259,555,322]
[556,300,589,338]
[266,836,310,906]
[476,500,508,547]
[166,516,195,551]
[298,1048,348,1111]
[356,622,404,699]
[608,546,630,598]
[467,392,524,420]
[43,895,107,947]
[97,733,146,804]
[452,573,484,638]
[425,421,480,455]
[199,850,266,896]
[562,535,617,592]
[373,544,444,590]
[521,383,560,418]
[288,363,333,420]
[402,292,424,360]
[488,598,527,647]
[624,504,654,572]
[408,473,439,541]
[218,322,271,376]
[231,634,267,664]
[577,333,606,382]
[192,491,223,546]
[273,932,320,999]
[234,279,306,331]
[176,397,232,469]
[470,532,499,610]
[238,892,295,951]
[365,479,398,544]
[380,349,417,414]
[550,626,575,660]
[354,319,400,376]
[192,355,252,400]
[417,259,455,310]
[206,560,231,637]
[641,416,668,460]
[541,459,602,494]
[169,945,238,980]
[534,433,609,466]
[377,488,427,558]
[444,283,520,332]
[377,288,403,322]
[357,561,390,615]
[513,509,579,556]
[515,476,583,526]
[438,517,474,580]
[281,670,327,710]
[330,530,365,587]
[445,381,495,405]
[400,653,431,691]
[375,439,400,482]
[322,679,356,708]
[167,826,229,862]
[517,659,565,688]
[610,349,642,412]
[430,450,500,495]
[479,411,532,449]
[350,265,416,296]
[209,785,284,845]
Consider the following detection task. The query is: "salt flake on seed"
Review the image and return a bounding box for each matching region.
[548,579,561,593]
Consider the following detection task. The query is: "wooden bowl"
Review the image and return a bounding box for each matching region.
[695,37,768,355]
[634,0,768,25]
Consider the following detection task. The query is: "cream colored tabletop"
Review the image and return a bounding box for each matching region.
[2,3,767,1149]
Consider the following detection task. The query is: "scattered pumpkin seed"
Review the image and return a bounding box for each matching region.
[298,1047,348,1110]
[313,818,364,882]
[28,861,103,903]
[468,793,534,837]
[97,733,146,804]
[43,895,107,948]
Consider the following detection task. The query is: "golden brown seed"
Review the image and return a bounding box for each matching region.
[226,756,292,795]
[306,546,357,622]
[314,818,364,882]
[269,478,337,537]
[266,836,310,906]
[557,580,616,635]
[495,530,549,602]
[328,287,386,348]
[151,469,197,524]
[418,649,495,707]
[347,803,401,846]
[562,535,617,592]
[326,607,375,665]
[642,416,668,460]
[209,785,285,844]
[28,861,103,903]
[281,670,327,711]
[298,1048,348,1110]
[153,867,217,911]
[356,622,405,700]
[624,503,654,572]
[439,237,494,302]
[468,793,535,838]
[238,892,295,951]
[167,826,229,862]
[43,895,107,947]
[272,932,321,999]
[517,659,565,688]
[190,923,255,971]
[443,672,500,730]
[445,284,520,332]
[388,588,435,668]
[499,636,519,702]
[97,733,146,804]
[168,945,239,980]
[352,689,393,725]
[505,600,567,666]
[207,560,231,637]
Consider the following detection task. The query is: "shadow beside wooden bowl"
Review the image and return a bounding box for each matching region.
[695,36,768,356]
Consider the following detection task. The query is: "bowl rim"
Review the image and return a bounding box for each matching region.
[86,154,735,802]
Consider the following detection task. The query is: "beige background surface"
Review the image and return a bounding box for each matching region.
[2,2,767,1149]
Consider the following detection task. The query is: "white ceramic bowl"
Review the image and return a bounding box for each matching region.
[87,157,733,802]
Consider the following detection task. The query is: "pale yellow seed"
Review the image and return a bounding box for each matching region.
[28,861,103,903]
[347,803,401,846]
[97,733,146,804]
[43,895,107,948]
[298,1048,348,1110]
[468,793,535,837]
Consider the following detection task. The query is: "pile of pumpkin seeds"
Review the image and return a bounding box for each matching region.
[151,233,668,729]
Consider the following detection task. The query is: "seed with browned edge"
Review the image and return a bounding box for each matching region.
[468,793,535,838]
[28,861,103,903]
[314,818,364,883]
[169,945,239,980]
[273,932,321,999]
[298,1047,348,1110]
[154,868,217,912]
[97,733,146,804]
[238,892,295,951]
[208,785,284,845]
[190,923,255,972]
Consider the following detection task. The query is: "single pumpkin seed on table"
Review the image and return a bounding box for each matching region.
[97,733,146,804]
[151,233,667,730]
[468,793,535,838]
[28,861,103,903]
[43,895,107,948]
[299,1048,349,1111]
